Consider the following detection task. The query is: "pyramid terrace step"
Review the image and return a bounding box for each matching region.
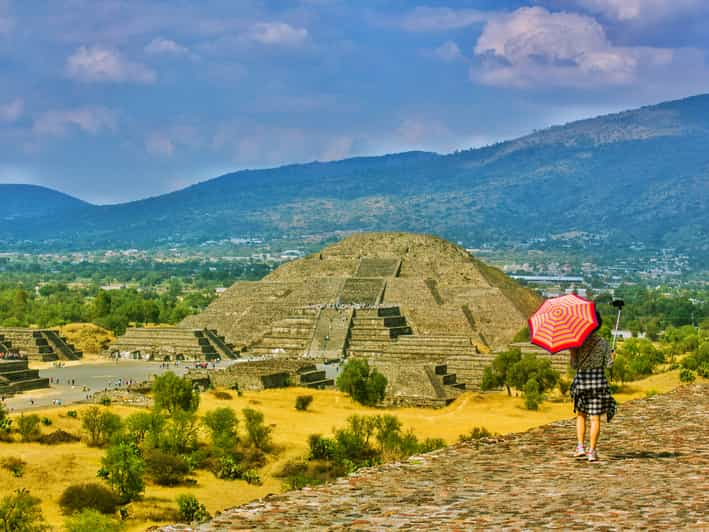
[271,326,315,336]
[351,316,407,328]
[350,326,412,340]
[354,307,401,318]
[1,369,42,382]
[256,339,309,350]
[305,378,334,389]
[0,377,50,394]
[247,346,305,356]
[299,370,327,383]
[395,336,474,347]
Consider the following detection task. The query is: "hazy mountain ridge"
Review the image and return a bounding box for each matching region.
[0,184,90,221]
[1,95,707,258]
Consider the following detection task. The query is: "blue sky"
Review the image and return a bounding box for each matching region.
[1,0,709,204]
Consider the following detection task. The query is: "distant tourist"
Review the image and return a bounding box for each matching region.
[569,316,617,462]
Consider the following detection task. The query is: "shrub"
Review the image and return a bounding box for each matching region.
[160,410,199,454]
[295,395,314,411]
[176,494,210,524]
[98,442,145,503]
[145,450,190,486]
[308,434,338,460]
[40,417,52,426]
[242,469,262,485]
[679,368,696,383]
[203,407,238,451]
[1,456,26,477]
[67,410,78,419]
[558,378,571,396]
[59,483,121,515]
[0,489,48,532]
[124,411,164,448]
[698,364,709,379]
[336,359,387,406]
[242,408,273,452]
[152,372,199,415]
[458,426,492,443]
[645,389,659,397]
[82,407,123,447]
[100,396,112,406]
[17,414,42,442]
[211,390,232,400]
[479,349,522,395]
[64,508,123,532]
[38,429,81,445]
[524,378,544,410]
[212,455,242,480]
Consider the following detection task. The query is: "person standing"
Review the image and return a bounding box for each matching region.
[569,322,617,462]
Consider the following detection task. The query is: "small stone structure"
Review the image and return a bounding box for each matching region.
[187,358,333,391]
[0,359,50,395]
[107,327,238,361]
[0,328,82,361]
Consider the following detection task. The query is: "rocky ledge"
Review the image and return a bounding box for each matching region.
[162,383,709,531]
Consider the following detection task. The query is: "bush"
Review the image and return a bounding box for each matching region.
[558,378,571,396]
[698,364,709,379]
[336,359,387,406]
[203,407,238,451]
[59,483,121,515]
[100,396,112,406]
[308,434,338,460]
[82,407,123,447]
[458,426,492,443]
[98,442,145,503]
[295,395,313,411]
[176,494,210,524]
[242,469,262,485]
[242,408,273,452]
[145,450,190,486]
[17,414,42,442]
[67,410,78,419]
[211,390,232,400]
[64,508,122,532]
[523,379,543,410]
[0,489,48,532]
[38,429,81,445]
[212,455,242,480]
[152,372,199,415]
[1,456,26,477]
[479,349,522,395]
[679,368,696,383]
[124,411,164,448]
[40,417,52,426]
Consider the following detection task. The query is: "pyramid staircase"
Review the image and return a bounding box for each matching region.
[0,328,83,361]
[0,359,50,395]
[246,307,320,358]
[347,307,413,357]
[110,328,238,360]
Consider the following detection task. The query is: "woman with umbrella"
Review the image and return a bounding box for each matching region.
[529,294,617,462]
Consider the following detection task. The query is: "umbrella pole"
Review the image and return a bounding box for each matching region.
[611,308,622,351]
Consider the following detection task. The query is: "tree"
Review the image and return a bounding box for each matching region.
[480,348,522,396]
[98,443,145,503]
[16,414,42,443]
[242,408,273,452]
[0,489,48,532]
[507,354,559,395]
[152,372,199,415]
[336,359,387,406]
[203,407,239,451]
[82,407,123,447]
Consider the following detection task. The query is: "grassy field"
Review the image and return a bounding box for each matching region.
[0,369,695,531]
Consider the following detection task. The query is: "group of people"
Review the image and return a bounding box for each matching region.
[0,351,26,360]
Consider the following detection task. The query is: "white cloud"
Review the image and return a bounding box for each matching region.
[33,106,117,136]
[145,37,190,56]
[145,125,200,157]
[472,7,675,88]
[569,0,705,21]
[244,22,308,46]
[65,45,156,84]
[401,6,490,32]
[0,98,23,122]
[432,41,463,62]
[321,136,354,161]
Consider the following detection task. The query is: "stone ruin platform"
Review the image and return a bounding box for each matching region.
[165,383,708,531]
[0,328,82,361]
[0,359,50,395]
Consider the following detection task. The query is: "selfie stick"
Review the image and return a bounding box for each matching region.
[611,299,624,351]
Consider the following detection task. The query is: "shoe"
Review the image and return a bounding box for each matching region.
[574,444,585,458]
[587,449,598,462]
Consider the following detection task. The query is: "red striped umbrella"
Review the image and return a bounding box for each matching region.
[528,294,599,353]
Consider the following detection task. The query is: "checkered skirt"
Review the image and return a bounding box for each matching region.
[570,368,617,421]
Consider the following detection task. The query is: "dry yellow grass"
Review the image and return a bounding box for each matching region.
[0,370,695,531]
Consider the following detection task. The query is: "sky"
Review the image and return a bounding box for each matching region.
[1,0,709,204]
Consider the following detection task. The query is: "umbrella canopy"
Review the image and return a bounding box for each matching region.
[528,294,599,353]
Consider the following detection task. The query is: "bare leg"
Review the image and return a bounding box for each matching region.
[589,415,601,449]
[576,413,587,446]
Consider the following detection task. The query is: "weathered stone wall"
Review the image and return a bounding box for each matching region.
[191,359,325,391]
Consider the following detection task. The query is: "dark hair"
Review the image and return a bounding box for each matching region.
[595,309,603,329]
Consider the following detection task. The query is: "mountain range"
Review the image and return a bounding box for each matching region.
[1,94,708,259]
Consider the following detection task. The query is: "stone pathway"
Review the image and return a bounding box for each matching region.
[165,384,709,531]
